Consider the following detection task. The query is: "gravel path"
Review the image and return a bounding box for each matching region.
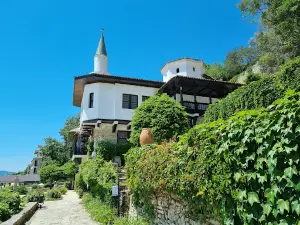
[28,191,98,225]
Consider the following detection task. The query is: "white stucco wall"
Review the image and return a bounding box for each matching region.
[162,59,205,82]
[94,54,108,74]
[80,83,158,123]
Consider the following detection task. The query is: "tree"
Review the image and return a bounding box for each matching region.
[59,114,80,144]
[129,93,189,146]
[239,0,300,57]
[38,138,69,166]
[205,63,225,80]
[223,46,260,80]
[39,164,63,185]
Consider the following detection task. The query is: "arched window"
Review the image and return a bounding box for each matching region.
[176,68,180,73]
[193,67,195,72]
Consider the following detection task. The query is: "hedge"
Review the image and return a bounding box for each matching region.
[0,191,21,214]
[126,91,300,224]
[0,202,11,222]
[204,57,300,123]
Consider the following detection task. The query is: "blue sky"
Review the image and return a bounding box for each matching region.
[0,0,257,172]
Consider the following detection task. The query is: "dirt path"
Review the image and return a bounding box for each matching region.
[27,191,97,225]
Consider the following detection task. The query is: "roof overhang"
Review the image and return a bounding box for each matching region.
[158,76,244,98]
[73,73,164,107]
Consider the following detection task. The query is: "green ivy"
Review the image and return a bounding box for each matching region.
[204,57,300,123]
[126,91,300,224]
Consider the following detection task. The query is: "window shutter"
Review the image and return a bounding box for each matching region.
[131,95,138,109]
[122,94,130,109]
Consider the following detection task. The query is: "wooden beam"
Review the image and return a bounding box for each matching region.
[112,121,118,133]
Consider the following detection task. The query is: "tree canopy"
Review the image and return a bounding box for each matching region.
[129,93,189,146]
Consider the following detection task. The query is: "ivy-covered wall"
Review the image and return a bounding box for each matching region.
[126,91,300,225]
[204,57,300,123]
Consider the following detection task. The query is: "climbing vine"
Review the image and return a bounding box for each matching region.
[126,91,300,224]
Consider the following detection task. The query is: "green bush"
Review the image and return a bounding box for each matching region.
[126,91,300,224]
[75,173,85,198]
[95,140,117,161]
[31,184,40,189]
[130,93,189,146]
[0,191,21,213]
[46,189,61,199]
[26,189,44,202]
[79,157,118,205]
[15,185,28,195]
[56,186,68,195]
[0,202,11,222]
[82,194,115,224]
[113,217,149,225]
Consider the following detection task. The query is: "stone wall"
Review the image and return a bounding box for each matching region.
[129,193,220,225]
[93,124,117,142]
[2,202,38,225]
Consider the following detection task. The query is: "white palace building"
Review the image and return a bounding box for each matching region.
[70,31,242,162]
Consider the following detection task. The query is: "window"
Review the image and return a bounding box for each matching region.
[117,131,131,143]
[142,96,150,102]
[89,93,94,108]
[193,67,195,72]
[122,94,138,109]
[176,68,180,73]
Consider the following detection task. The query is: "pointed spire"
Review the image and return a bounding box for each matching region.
[96,29,107,56]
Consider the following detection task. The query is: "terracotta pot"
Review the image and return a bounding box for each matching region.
[140,128,154,145]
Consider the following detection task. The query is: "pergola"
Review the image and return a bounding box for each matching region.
[158,76,244,124]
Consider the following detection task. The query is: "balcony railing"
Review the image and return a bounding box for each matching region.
[182,101,209,115]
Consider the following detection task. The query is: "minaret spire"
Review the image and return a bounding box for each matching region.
[94,29,109,74]
[96,29,107,56]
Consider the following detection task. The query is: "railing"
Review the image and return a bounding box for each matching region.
[182,101,210,115]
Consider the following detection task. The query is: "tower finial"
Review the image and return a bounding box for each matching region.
[95,28,107,56]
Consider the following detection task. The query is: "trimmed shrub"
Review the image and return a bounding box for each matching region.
[204,75,284,122]
[46,189,61,199]
[56,186,68,195]
[26,189,44,202]
[130,93,189,146]
[82,194,115,224]
[0,202,11,222]
[15,185,28,195]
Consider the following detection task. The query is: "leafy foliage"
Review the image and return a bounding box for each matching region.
[26,189,44,202]
[239,0,300,57]
[204,58,300,122]
[204,75,283,122]
[95,140,131,165]
[126,91,300,224]
[39,161,76,186]
[113,217,149,225]
[79,157,118,205]
[38,138,70,166]
[0,190,21,214]
[0,202,11,222]
[82,194,116,224]
[45,189,62,200]
[130,93,189,146]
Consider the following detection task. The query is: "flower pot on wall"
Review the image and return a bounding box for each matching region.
[140,128,154,145]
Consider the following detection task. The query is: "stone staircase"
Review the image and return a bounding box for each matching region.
[118,167,129,217]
